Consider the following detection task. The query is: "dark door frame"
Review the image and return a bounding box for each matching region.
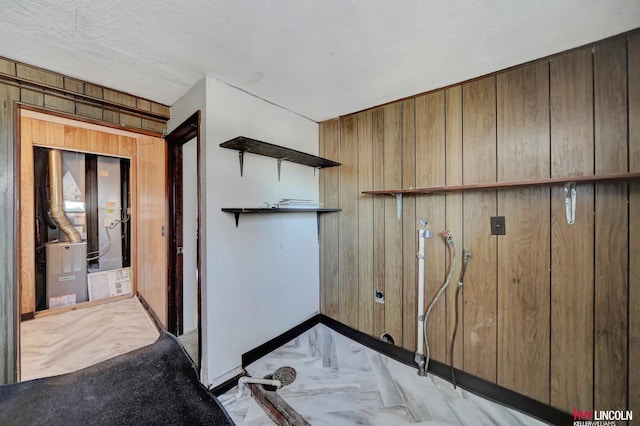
[165,111,201,365]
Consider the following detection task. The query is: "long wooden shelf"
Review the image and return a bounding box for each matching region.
[220,136,340,180]
[222,207,341,228]
[361,172,640,195]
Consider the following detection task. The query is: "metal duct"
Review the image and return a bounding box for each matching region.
[49,149,82,243]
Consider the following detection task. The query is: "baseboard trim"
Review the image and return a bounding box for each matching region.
[210,372,244,397]
[20,312,35,321]
[318,314,572,426]
[241,314,321,367]
[239,313,572,425]
[136,292,165,332]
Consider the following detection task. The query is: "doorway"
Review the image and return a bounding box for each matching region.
[166,111,202,371]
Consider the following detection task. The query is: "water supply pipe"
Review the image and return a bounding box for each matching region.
[415,219,432,376]
[449,248,471,388]
[422,230,456,378]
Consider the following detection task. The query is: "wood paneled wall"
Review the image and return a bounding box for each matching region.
[319,31,640,414]
[19,116,168,328]
[0,57,169,384]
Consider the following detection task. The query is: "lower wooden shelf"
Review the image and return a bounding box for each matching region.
[221,207,341,229]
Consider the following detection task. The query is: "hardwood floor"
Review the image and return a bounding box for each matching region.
[20,296,160,381]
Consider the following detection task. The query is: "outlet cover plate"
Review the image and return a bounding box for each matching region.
[491,216,506,235]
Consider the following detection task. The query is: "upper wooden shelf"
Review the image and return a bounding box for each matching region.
[220,136,340,179]
[361,172,640,196]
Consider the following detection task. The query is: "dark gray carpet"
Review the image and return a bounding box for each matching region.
[0,331,233,425]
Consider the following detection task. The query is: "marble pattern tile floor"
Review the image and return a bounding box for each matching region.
[222,324,547,426]
[20,296,160,381]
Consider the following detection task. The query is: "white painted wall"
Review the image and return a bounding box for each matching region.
[182,138,198,334]
[169,77,320,388]
[167,77,208,382]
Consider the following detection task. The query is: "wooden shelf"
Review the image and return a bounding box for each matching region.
[222,207,341,229]
[361,172,640,195]
[220,136,340,180]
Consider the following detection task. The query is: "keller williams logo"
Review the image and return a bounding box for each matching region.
[573,406,632,425]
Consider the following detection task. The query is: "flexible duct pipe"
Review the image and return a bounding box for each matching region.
[49,149,82,243]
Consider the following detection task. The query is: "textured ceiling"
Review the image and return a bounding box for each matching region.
[0,1,639,121]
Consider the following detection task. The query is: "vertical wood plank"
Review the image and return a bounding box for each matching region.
[45,122,64,149]
[372,108,386,339]
[88,130,118,154]
[629,31,640,417]
[383,103,404,346]
[136,136,168,326]
[30,119,47,146]
[462,76,498,382]
[19,117,36,315]
[323,119,340,319]
[402,100,417,352]
[631,183,640,415]
[549,48,594,412]
[117,136,137,157]
[339,115,359,328]
[318,122,326,315]
[357,111,374,336]
[594,37,628,411]
[445,86,464,368]
[496,62,550,402]
[0,80,20,384]
[64,127,89,152]
[128,138,138,296]
[415,92,447,362]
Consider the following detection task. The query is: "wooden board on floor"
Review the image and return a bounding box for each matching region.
[357,111,374,336]
[461,76,498,382]
[549,47,594,412]
[415,92,446,362]
[339,115,359,329]
[593,37,628,411]
[383,103,404,346]
[401,99,417,353]
[496,62,550,403]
